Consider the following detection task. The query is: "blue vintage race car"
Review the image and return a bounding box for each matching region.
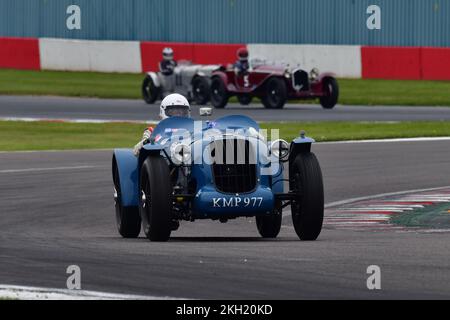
[112,114,324,241]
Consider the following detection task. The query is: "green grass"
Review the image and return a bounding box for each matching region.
[0,69,142,99]
[1,69,450,106]
[1,120,450,151]
[338,78,450,106]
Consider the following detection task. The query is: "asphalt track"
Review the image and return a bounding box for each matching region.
[1,140,450,299]
[2,95,450,122]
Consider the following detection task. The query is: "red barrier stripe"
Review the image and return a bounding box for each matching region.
[421,47,450,81]
[140,41,194,72]
[0,37,40,70]
[361,46,421,80]
[192,43,243,66]
[140,41,245,72]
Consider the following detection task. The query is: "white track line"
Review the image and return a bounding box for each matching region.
[0,165,102,174]
[0,117,156,124]
[1,117,450,143]
[0,284,180,300]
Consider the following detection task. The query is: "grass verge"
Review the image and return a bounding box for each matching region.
[0,120,449,151]
[1,69,450,106]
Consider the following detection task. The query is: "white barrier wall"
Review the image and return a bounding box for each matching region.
[39,38,142,73]
[248,44,361,78]
[37,38,361,76]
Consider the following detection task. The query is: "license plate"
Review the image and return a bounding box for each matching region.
[212,197,263,208]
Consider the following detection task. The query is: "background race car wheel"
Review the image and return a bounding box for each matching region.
[192,76,211,105]
[142,75,161,104]
[256,209,282,238]
[319,77,339,109]
[290,152,324,240]
[238,94,253,105]
[210,77,229,108]
[139,156,172,241]
[113,157,141,238]
[262,77,287,109]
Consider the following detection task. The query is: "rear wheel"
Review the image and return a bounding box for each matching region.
[319,77,339,109]
[192,77,211,105]
[139,156,172,241]
[238,94,253,105]
[113,157,141,238]
[262,77,287,109]
[210,77,229,108]
[290,152,324,240]
[256,209,282,238]
[142,75,161,104]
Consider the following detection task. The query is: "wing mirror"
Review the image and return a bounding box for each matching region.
[199,107,213,117]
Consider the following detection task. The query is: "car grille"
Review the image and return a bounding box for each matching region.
[210,138,257,193]
[292,69,309,91]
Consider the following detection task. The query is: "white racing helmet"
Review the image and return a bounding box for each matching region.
[162,47,174,60]
[159,94,191,120]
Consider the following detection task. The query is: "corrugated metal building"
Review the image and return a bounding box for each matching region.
[0,0,449,46]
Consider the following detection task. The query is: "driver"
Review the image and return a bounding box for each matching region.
[134,93,191,156]
[234,47,250,74]
[159,47,177,76]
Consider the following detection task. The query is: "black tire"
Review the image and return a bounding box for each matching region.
[238,94,253,105]
[139,156,172,241]
[142,75,161,104]
[210,77,229,108]
[256,210,282,238]
[262,77,287,109]
[319,77,339,109]
[192,77,211,105]
[290,152,324,240]
[113,157,141,238]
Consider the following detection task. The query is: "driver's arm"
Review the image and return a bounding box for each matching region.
[133,127,154,157]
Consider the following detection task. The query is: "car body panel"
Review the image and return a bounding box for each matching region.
[212,63,336,100]
[146,62,220,100]
[113,115,313,219]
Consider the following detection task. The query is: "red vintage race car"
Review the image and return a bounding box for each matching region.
[210,61,339,109]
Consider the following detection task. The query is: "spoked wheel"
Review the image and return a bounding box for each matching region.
[192,77,211,105]
[290,152,324,240]
[142,75,161,104]
[210,77,229,108]
[256,207,282,238]
[319,77,339,109]
[113,156,141,238]
[262,77,287,109]
[139,156,172,241]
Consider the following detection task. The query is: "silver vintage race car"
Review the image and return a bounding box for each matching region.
[142,61,220,105]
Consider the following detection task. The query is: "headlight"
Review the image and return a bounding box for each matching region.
[310,68,319,80]
[284,69,291,78]
[270,139,290,160]
[170,142,191,165]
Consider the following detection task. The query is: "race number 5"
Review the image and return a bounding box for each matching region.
[243,75,250,88]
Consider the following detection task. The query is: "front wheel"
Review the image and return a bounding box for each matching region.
[256,210,282,238]
[113,157,141,238]
[192,77,211,105]
[139,156,172,241]
[290,152,324,240]
[262,77,287,109]
[319,77,339,109]
[210,77,229,108]
[142,75,161,104]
